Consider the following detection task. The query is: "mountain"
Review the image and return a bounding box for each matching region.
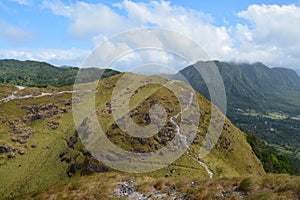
[0,72,267,199]
[176,61,300,115]
[0,59,120,87]
[174,61,300,173]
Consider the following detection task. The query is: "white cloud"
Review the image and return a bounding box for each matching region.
[42,0,133,38]
[0,21,34,43]
[9,0,32,6]
[42,0,233,64]
[233,4,300,70]
[6,1,300,72]
[0,48,89,66]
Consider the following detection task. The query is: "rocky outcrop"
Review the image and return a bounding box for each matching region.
[0,144,13,153]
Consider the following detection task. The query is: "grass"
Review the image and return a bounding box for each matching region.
[0,93,75,198]
[0,84,16,99]
[0,72,293,199]
[17,172,300,200]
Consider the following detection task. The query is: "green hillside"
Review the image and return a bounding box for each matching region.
[0,59,120,87]
[177,61,300,115]
[0,73,266,199]
[175,61,300,174]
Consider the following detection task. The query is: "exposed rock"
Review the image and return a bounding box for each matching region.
[67,135,78,149]
[67,164,76,177]
[31,144,37,148]
[138,138,147,145]
[61,108,68,114]
[7,153,15,159]
[59,151,67,158]
[47,121,59,130]
[0,144,12,153]
[18,150,25,155]
[115,179,136,197]
[80,159,109,176]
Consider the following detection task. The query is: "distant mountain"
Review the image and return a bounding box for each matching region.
[0,59,120,87]
[176,61,300,116]
[173,61,300,173]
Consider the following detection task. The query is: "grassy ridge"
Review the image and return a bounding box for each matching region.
[0,73,264,198]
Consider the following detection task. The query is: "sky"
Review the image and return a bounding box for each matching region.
[1,0,300,73]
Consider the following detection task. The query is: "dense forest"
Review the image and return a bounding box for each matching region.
[247,134,299,175]
[0,59,120,87]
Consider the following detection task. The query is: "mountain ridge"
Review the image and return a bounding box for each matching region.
[0,59,120,87]
[175,60,300,174]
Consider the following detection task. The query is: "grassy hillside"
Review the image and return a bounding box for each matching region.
[0,73,265,199]
[19,172,300,200]
[0,59,120,87]
[175,61,300,174]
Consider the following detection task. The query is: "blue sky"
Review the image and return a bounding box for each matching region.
[1,0,300,73]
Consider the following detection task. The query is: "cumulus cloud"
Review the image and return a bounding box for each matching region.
[42,0,233,65]
[4,1,300,71]
[0,21,34,43]
[42,0,133,38]
[233,4,300,70]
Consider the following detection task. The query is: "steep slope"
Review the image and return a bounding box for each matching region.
[175,61,300,173]
[0,59,120,87]
[0,73,264,199]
